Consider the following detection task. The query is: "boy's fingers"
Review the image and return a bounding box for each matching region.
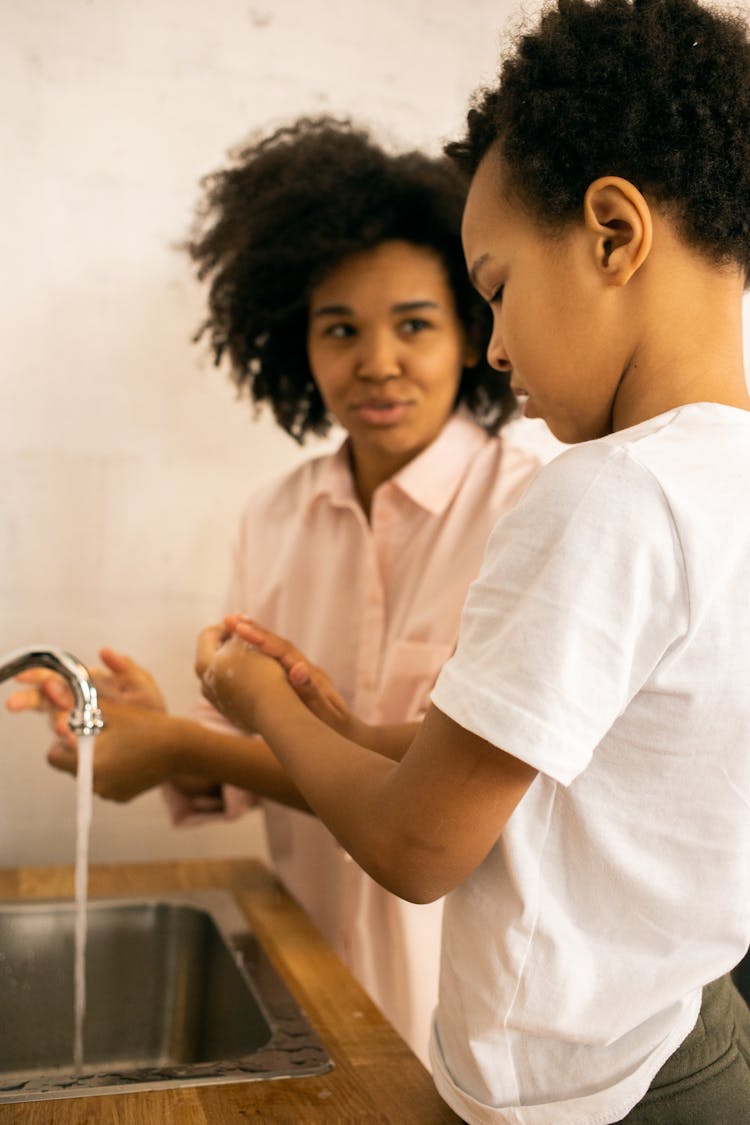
[195,625,226,678]
[287,661,312,687]
[233,620,303,670]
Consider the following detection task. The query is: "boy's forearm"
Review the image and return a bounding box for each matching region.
[252,688,413,894]
[346,716,418,761]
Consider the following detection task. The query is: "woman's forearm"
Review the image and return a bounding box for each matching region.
[166,717,312,812]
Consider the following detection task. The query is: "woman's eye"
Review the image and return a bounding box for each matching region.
[401,317,432,335]
[324,323,355,340]
[488,284,504,305]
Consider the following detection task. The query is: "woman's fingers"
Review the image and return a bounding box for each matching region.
[98,646,135,676]
[4,686,46,712]
[5,676,74,723]
[47,739,78,775]
[91,647,166,711]
[7,671,74,711]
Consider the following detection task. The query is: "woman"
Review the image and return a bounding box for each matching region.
[9,117,539,1063]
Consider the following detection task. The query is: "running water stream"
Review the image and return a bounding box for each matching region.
[73,734,95,1070]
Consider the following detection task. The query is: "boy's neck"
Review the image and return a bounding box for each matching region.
[612,223,749,432]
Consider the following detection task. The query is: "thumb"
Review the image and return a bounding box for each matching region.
[47,739,78,775]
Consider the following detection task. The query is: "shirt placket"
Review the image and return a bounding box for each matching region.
[337,492,391,962]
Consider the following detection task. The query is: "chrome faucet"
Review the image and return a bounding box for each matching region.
[0,646,105,735]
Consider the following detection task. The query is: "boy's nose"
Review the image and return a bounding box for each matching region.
[487,329,511,373]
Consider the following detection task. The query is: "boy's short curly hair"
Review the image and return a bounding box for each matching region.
[185,117,515,442]
[446,0,750,280]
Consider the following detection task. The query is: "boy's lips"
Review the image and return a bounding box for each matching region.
[351,398,413,426]
[512,386,538,419]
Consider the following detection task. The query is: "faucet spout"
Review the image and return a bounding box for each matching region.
[0,646,105,735]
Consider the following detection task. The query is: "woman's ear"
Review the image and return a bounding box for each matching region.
[583,176,653,286]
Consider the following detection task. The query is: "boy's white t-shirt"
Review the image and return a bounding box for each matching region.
[430,404,750,1125]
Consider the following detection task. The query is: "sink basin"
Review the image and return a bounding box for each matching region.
[0,889,331,1103]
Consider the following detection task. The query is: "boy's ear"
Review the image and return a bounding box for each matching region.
[583,177,653,286]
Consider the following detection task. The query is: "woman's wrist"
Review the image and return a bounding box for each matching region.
[151,713,202,779]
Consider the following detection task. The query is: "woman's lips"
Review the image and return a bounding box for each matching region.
[351,400,412,426]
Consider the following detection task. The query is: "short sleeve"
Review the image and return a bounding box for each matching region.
[431,442,689,784]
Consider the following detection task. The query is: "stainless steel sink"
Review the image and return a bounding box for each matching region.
[0,889,331,1103]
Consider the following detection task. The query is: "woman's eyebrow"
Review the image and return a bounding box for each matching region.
[312,299,441,318]
[391,300,440,313]
[311,303,353,318]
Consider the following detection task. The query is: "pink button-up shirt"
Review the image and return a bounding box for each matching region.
[169,412,540,1064]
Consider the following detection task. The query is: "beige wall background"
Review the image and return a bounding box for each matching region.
[1,0,748,868]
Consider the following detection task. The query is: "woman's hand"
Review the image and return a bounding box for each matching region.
[87,647,167,711]
[46,701,178,801]
[5,647,166,746]
[46,702,221,803]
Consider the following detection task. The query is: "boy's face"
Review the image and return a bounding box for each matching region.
[462,149,628,444]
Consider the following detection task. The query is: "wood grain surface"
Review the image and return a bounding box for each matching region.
[0,859,461,1123]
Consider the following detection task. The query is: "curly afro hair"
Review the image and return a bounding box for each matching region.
[446,0,750,280]
[185,117,516,442]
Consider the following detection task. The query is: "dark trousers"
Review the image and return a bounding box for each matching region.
[617,973,750,1123]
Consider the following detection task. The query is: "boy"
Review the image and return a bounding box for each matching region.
[197,1,750,1120]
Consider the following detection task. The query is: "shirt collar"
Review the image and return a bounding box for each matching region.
[310,412,490,516]
[389,412,491,514]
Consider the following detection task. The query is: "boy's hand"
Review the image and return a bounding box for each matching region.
[195,624,291,734]
[227,616,352,736]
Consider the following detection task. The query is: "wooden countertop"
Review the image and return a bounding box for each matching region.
[0,858,460,1124]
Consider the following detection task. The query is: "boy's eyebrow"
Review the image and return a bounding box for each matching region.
[312,299,441,318]
[469,253,492,289]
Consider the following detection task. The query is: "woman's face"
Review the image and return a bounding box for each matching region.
[307,240,473,495]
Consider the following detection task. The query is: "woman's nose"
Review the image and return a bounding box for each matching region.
[356,330,402,380]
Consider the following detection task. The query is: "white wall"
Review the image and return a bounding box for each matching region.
[1,1,749,869]
[0,0,530,868]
